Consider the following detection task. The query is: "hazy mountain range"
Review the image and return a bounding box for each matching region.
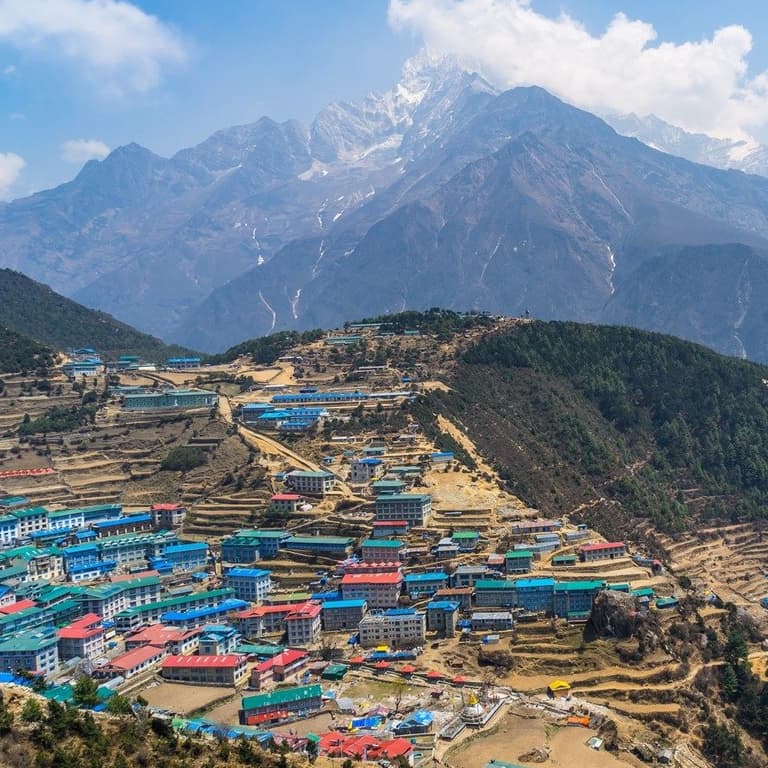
[5,52,768,360]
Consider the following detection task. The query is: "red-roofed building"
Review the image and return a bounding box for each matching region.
[318,732,413,762]
[340,572,403,609]
[285,602,322,646]
[270,494,303,515]
[150,503,186,529]
[580,542,626,562]
[0,598,36,614]
[124,624,200,655]
[250,648,309,690]
[57,613,105,661]
[235,602,312,638]
[371,521,409,538]
[94,644,165,679]
[340,561,402,575]
[160,654,248,686]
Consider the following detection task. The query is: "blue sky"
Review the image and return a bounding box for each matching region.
[3,0,768,198]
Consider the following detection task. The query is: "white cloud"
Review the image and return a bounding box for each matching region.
[61,138,110,163]
[2,64,14,75]
[388,0,768,140]
[8,112,23,120]
[0,0,187,93]
[0,152,24,198]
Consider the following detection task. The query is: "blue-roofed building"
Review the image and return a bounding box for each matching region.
[198,624,241,655]
[426,600,459,637]
[166,357,202,369]
[80,504,123,523]
[47,508,86,531]
[224,568,272,602]
[161,598,249,629]
[349,457,385,484]
[221,529,288,562]
[321,599,368,631]
[62,542,101,573]
[92,514,154,538]
[0,515,19,546]
[553,581,605,618]
[514,578,556,612]
[114,588,236,632]
[160,542,208,572]
[63,360,102,378]
[123,388,217,410]
[403,572,449,599]
[0,496,30,511]
[66,560,117,583]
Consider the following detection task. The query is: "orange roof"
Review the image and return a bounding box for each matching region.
[340,572,403,585]
[57,613,103,640]
[0,599,36,614]
[162,654,244,669]
[400,664,417,674]
[104,645,164,671]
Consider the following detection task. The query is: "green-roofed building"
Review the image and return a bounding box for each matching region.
[235,643,285,659]
[505,550,533,574]
[0,628,59,678]
[263,591,311,605]
[360,538,404,562]
[452,531,480,551]
[240,684,323,722]
[553,580,605,617]
[321,663,349,680]
[283,535,354,556]
[11,506,48,538]
[551,554,578,567]
[114,587,235,631]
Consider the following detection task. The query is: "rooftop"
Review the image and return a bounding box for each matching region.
[341,573,403,585]
[161,654,244,669]
[241,683,322,711]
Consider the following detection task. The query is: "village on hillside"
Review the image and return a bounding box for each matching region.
[0,321,758,768]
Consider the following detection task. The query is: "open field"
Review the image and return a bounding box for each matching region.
[446,710,643,768]
[139,682,236,714]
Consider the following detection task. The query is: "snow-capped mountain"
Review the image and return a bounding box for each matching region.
[606,112,768,177]
[7,53,768,363]
[0,52,492,337]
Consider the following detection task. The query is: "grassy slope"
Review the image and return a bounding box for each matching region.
[0,325,55,374]
[423,321,768,536]
[0,269,192,360]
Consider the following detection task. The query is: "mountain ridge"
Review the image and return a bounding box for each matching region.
[0,269,191,360]
[7,55,768,360]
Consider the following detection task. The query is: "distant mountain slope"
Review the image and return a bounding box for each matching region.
[0,53,492,338]
[177,87,768,357]
[424,321,768,537]
[0,270,190,360]
[9,54,768,362]
[606,112,768,177]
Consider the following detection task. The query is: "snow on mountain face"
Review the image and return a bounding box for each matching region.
[606,113,768,177]
[309,50,496,166]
